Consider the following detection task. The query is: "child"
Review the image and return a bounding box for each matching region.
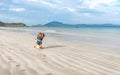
[34,32,45,49]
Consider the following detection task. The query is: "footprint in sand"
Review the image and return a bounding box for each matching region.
[37,53,47,59]
[16,64,20,67]
[8,58,25,71]
[42,54,47,59]
[8,58,16,63]
[15,64,26,71]
[7,56,18,65]
[17,64,26,71]
[8,58,12,61]
[45,72,53,75]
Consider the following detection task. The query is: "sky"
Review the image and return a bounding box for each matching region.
[0,0,120,25]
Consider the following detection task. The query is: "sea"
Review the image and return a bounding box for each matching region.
[0,26,120,50]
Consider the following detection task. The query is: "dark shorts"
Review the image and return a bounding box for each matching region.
[36,41,42,45]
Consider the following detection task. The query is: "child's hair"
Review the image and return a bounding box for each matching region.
[43,33,45,37]
[37,32,42,36]
[41,33,45,40]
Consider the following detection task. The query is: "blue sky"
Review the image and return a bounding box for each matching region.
[0,0,120,25]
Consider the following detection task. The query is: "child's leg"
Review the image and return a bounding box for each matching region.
[39,44,42,49]
[34,44,37,48]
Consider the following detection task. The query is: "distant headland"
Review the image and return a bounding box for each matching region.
[0,21,26,27]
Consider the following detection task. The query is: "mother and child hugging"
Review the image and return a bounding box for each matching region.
[34,32,45,49]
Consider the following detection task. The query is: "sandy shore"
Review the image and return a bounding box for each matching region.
[0,30,120,75]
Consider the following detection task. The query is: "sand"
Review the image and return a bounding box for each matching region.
[0,29,120,75]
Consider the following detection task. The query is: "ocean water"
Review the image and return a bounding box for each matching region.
[1,26,120,50]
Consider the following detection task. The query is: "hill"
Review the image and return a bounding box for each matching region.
[44,21,65,27]
[0,21,26,27]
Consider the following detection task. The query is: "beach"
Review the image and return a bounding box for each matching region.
[0,29,120,75]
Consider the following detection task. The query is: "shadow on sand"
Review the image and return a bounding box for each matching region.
[43,45,65,49]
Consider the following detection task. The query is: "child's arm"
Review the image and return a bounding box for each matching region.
[35,39,38,42]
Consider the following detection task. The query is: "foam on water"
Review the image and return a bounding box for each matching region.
[45,30,57,33]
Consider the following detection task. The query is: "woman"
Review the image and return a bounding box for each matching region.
[34,32,45,49]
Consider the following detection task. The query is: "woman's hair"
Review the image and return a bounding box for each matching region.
[37,32,45,40]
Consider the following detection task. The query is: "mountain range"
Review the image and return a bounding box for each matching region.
[33,21,120,27]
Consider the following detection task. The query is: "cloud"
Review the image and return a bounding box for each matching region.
[83,13,91,16]
[62,7,76,13]
[81,0,119,12]
[25,0,120,15]
[27,0,56,8]
[82,0,118,8]
[9,7,26,12]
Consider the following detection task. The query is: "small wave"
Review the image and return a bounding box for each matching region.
[45,30,57,33]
